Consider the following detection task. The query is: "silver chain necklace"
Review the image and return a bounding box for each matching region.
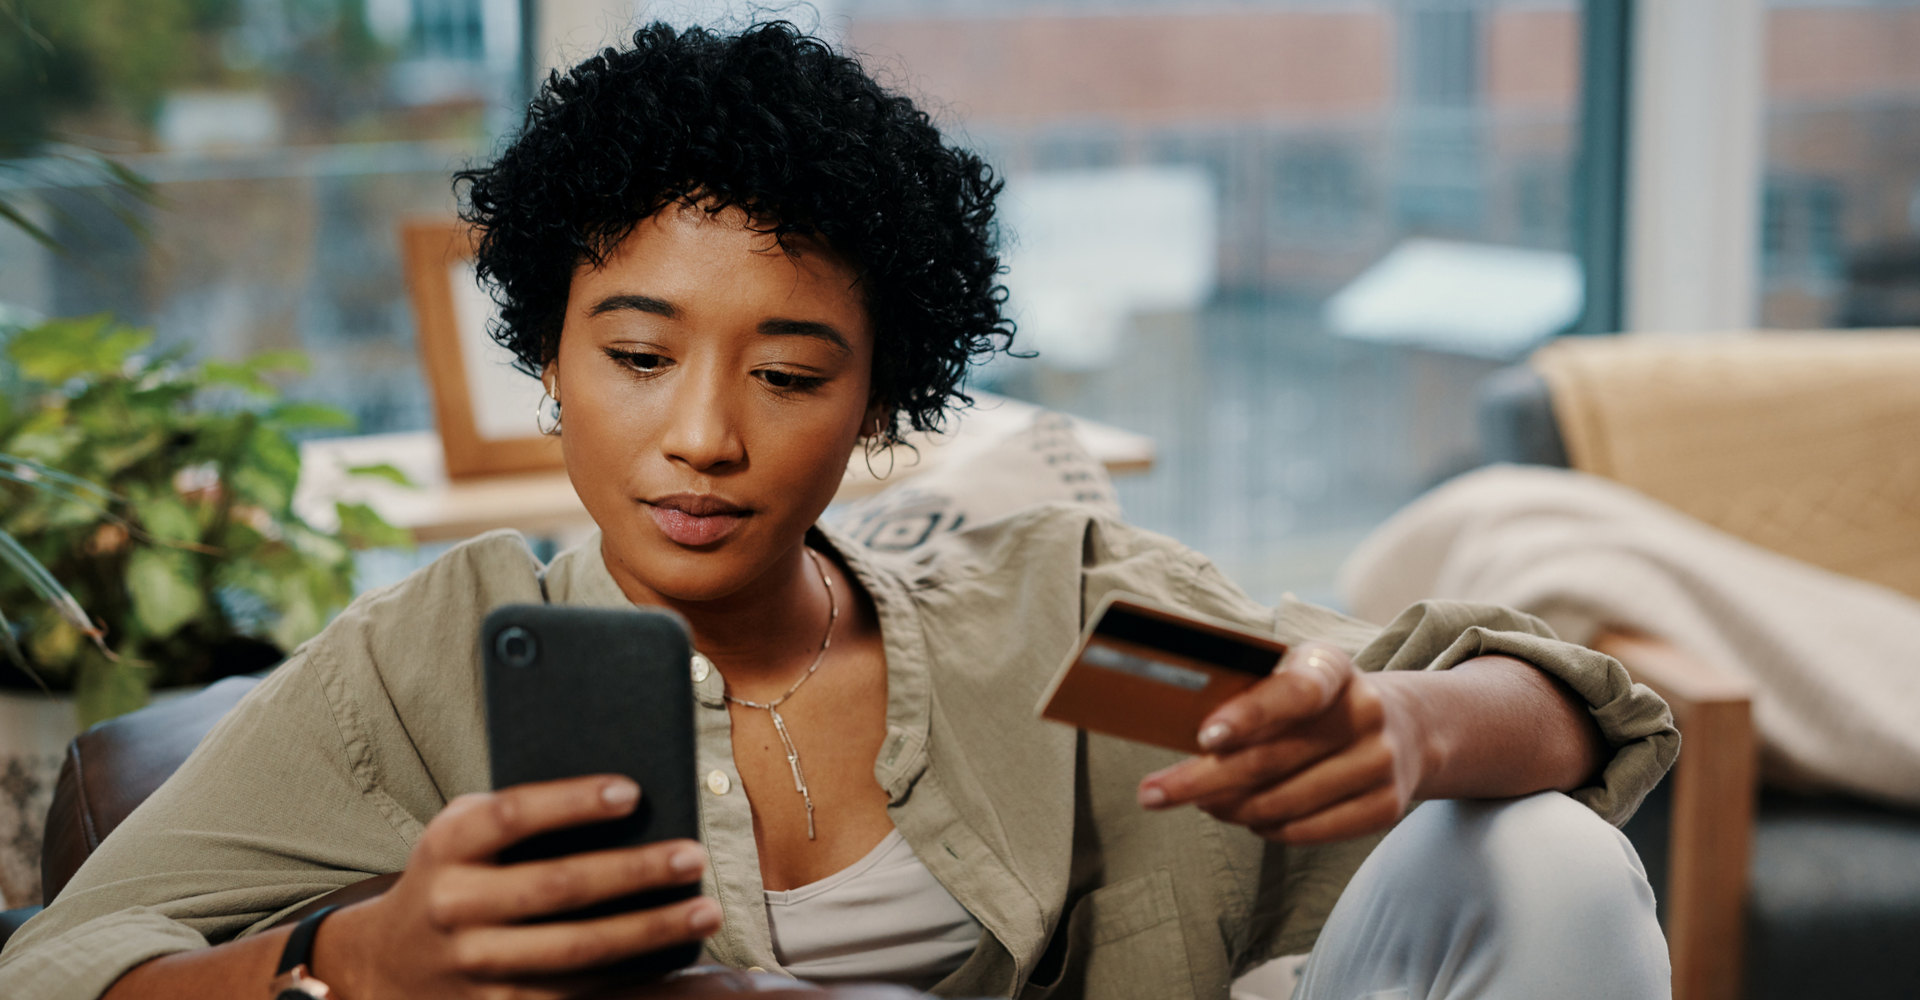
[714,547,838,840]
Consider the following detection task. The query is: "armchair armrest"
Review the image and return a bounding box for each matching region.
[1591,629,1756,1000]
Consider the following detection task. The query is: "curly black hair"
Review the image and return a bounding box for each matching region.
[454,20,1017,448]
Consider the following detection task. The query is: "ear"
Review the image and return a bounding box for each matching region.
[860,400,894,442]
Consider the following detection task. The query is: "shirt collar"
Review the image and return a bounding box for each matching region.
[545,525,935,804]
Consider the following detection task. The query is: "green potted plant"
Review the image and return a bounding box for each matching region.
[0,313,410,905]
[1,313,412,720]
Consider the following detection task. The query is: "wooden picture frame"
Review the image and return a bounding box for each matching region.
[400,220,564,479]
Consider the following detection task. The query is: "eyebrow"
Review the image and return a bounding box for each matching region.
[587,293,853,355]
[760,318,852,355]
[588,293,675,318]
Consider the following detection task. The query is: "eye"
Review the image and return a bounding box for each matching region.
[757,369,828,393]
[604,347,668,374]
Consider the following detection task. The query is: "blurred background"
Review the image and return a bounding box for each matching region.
[4,0,1918,603]
[8,7,1920,990]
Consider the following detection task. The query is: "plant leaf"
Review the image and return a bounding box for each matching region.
[334,501,414,550]
[0,452,121,505]
[92,429,168,477]
[230,422,301,514]
[344,462,414,488]
[0,528,102,639]
[76,657,151,728]
[285,524,351,568]
[26,618,82,681]
[267,400,355,431]
[0,468,113,523]
[0,197,57,251]
[0,603,54,696]
[126,547,205,637]
[130,490,200,545]
[201,360,273,397]
[7,316,151,383]
[270,590,322,654]
[244,350,309,376]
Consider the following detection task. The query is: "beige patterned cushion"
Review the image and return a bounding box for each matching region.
[831,411,1120,552]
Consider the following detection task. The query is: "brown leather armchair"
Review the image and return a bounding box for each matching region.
[0,676,928,998]
[0,676,263,945]
[38,676,263,908]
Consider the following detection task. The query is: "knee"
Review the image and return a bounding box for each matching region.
[1300,794,1670,1000]
[1394,792,1654,925]
[1403,794,1667,982]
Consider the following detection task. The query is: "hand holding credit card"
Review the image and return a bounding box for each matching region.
[1037,594,1288,754]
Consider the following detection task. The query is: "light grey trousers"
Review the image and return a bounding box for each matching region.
[1291,792,1671,1000]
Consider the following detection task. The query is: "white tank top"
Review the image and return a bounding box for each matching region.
[763,829,984,989]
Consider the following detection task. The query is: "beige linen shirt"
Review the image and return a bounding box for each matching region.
[0,504,1678,1000]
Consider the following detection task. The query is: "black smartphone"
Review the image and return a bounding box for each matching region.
[481,603,701,977]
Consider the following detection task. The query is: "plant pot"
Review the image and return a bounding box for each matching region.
[0,688,78,909]
[0,684,209,908]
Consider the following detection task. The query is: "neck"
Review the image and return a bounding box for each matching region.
[625,540,836,694]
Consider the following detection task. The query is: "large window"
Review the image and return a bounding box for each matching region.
[0,0,526,435]
[3,0,1597,603]
[841,0,1589,601]
[1760,0,1920,330]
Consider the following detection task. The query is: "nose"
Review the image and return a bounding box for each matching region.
[659,366,745,473]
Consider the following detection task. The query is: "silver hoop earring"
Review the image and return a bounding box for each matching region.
[862,435,896,480]
[535,388,562,436]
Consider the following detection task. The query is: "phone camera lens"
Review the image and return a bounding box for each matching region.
[496,626,537,668]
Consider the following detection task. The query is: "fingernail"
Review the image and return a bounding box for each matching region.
[671,847,706,876]
[1198,721,1233,751]
[602,780,639,807]
[688,899,722,933]
[1138,785,1168,808]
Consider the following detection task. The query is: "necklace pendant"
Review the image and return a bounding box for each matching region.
[771,710,805,793]
[713,547,836,847]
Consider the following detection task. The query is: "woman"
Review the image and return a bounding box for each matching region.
[0,22,1677,1000]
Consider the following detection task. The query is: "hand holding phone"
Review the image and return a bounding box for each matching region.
[481,603,706,977]
[310,773,720,1000]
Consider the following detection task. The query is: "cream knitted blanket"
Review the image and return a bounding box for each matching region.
[1340,465,1920,808]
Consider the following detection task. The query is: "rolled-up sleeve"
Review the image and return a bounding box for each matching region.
[0,531,542,1000]
[0,640,417,1000]
[1178,545,1677,826]
[1350,599,1678,826]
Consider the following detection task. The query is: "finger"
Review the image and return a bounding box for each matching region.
[1138,732,1334,809]
[421,776,640,865]
[427,840,706,928]
[1196,643,1355,753]
[448,895,722,979]
[1250,787,1406,846]
[1201,736,1394,830]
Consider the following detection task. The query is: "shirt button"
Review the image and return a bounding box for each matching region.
[691,652,712,684]
[706,769,731,796]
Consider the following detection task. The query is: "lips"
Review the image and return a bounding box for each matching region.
[643,493,751,547]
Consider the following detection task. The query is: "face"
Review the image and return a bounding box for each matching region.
[551,202,877,604]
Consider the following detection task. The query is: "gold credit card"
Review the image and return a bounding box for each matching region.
[1037,593,1288,754]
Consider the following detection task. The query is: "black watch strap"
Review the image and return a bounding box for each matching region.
[276,904,341,977]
